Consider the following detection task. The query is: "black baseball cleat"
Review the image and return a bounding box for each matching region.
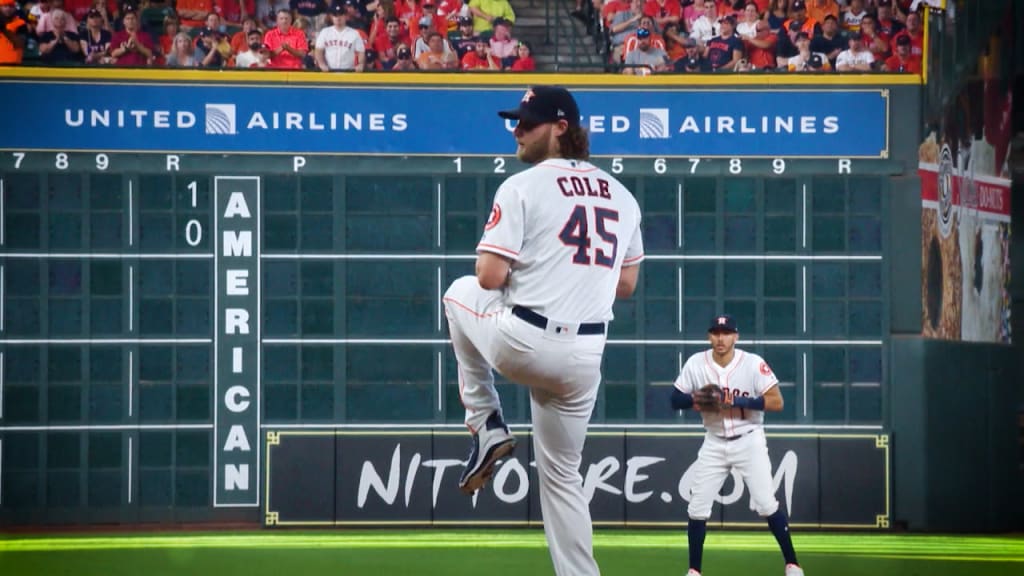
[458,411,516,495]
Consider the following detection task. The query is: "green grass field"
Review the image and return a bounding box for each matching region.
[1,530,1022,575]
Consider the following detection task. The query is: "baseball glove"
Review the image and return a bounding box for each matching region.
[694,384,725,412]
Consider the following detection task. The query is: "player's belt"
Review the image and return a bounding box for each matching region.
[719,429,755,441]
[511,306,606,335]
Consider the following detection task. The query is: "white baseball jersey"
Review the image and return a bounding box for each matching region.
[477,158,644,323]
[315,25,364,70]
[836,48,875,69]
[674,348,779,437]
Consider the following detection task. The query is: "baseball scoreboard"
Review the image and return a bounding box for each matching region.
[0,73,920,527]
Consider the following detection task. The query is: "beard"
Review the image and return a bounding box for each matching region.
[516,125,553,164]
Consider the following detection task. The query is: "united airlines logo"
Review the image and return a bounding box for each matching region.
[205,103,237,135]
[638,108,669,139]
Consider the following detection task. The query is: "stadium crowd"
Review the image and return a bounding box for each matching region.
[0,0,535,70]
[0,0,925,72]
[577,0,924,74]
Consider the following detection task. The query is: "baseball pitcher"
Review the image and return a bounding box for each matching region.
[671,314,805,576]
[443,85,644,576]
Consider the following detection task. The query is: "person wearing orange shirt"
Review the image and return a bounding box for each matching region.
[805,0,838,25]
[263,8,308,68]
[642,0,680,31]
[742,19,776,69]
[889,10,922,59]
[0,0,27,65]
[884,33,920,73]
[176,0,214,29]
[230,16,259,55]
[508,39,533,70]
[460,37,498,69]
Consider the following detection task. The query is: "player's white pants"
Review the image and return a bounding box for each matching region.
[443,275,604,576]
[687,428,780,520]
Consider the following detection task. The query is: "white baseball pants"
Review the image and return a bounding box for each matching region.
[443,275,604,576]
[687,428,780,520]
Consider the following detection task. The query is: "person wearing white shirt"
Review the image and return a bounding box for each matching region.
[235,29,269,68]
[735,1,760,39]
[835,33,874,71]
[315,3,365,71]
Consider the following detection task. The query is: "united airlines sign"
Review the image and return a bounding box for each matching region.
[1,81,888,158]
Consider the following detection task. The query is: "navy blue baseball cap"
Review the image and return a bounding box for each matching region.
[708,314,738,333]
[498,86,581,128]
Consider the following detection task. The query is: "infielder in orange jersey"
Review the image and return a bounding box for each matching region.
[442,86,645,576]
[671,314,805,576]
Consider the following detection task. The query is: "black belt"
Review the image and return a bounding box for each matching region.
[719,429,755,441]
[511,305,605,335]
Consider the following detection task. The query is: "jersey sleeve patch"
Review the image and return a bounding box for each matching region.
[484,203,502,230]
[759,362,773,376]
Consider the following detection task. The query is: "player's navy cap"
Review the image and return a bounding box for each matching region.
[498,86,580,128]
[708,314,738,333]
[330,3,345,14]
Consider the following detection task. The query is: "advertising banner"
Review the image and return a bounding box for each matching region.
[0,82,889,158]
[264,430,890,529]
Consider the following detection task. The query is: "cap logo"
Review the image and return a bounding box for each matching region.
[717,317,727,326]
[521,89,535,103]
[556,108,565,117]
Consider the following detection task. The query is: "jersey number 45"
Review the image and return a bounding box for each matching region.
[559,205,619,268]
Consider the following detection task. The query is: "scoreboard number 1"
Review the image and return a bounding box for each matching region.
[186,180,201,247]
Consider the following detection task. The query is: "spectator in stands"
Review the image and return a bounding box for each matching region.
[263,8,308,68]
[235,27,267,66]
[292,0,326,33]
[81,7,112,64]
[765,0,788,32]
[623,26,667,74]
[436,0,465,32]
[230,16,259,55]
[448,14,477,58]
[840,0,865,33]
[874,0,903,37]
[165,31,197,65]
[621,14,662,62]
[314,2,365,70]
[609,0,644,63]
[467,0,513,36]
[37,9,82,63]
[393,0,420,35]
[342,0,367,32]
[858,14,889,61]
[488,16,515,67]
[176,0,213,29]
[704,14,742,71]
[389,41,416,69]
[196,28,229,66]
[889,9,920,58]
[689,0,719,44]
[806,0,837,24]
[157,15,179,62]
[673,36,709,71]
[220,0,255,27]
[883,32,918,72]
[36,0,76,36]
[835,30,872,71]
[460,36,497,69]
[418,1,446,35]
[661,20,685,62]
[415,29,456,68]
[735,2,759,38]
[742,18,775,69]
[374,15,408,62]
[810,13,844,67]
[783,30,830,70]
[643,0,680,32]
[109,6,153,65]
[508,38,533,70]
[782,1,819,36]
[413,14,441,57]
[0,0,27,65]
